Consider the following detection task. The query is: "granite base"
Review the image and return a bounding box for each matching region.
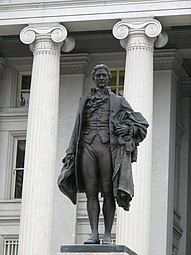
[57,245,137,255]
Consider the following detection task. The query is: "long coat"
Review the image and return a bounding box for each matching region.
[58,91,148,210]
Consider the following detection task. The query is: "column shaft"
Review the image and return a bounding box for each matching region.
[19,24,67,255]
[124,41,154,117]
[121,38,154,255]
[113,19,164,255]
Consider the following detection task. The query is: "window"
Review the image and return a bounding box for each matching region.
[17,72,31,107]
[3,239,18,255]
[11,138,26,199]
[110,69,125,96]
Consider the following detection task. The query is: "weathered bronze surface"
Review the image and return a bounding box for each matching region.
[58,64,148,245]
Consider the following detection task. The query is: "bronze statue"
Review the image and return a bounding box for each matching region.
[58,64,148,245]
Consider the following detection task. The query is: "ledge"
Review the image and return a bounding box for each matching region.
[0,1,191,32]
[0,200,21,224]
[60,245,137,255]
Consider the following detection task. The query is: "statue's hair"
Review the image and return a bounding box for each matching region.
[92,64,112,80]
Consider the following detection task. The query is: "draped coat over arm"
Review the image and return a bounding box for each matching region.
[58,91,148,210]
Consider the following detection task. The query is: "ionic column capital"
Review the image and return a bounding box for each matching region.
[113,18,168,50]
[20,24,75,54]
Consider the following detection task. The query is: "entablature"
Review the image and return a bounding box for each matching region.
[60,53,91,75]
[0,0,190,35]
[154,49,189,80]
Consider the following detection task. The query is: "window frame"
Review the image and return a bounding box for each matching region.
[10,136,26,200]
[17,71,31,107]
[2,236,19,255]
[110,68,125,96]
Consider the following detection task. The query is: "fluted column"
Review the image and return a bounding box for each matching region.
[18,24,74,255]
[113,19,167,255]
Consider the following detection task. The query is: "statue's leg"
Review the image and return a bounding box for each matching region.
[85,191,100,244]
[102,194,115,244]
[82,141,100,244]
[99,142,116,244]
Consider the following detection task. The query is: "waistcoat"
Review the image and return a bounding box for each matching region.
[83,98,110,144]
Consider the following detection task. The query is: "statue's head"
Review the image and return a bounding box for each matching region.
[92,64,111,88]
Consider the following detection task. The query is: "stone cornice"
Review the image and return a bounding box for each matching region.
[0,200,21,223]
[0,0,190,10]
[154,49,188,80]
[0,108,28,120]
[1,0,121,9]
[0,1,190,29]
[7,57,33,72]
[60,53,91,74]
[0,108,28,131]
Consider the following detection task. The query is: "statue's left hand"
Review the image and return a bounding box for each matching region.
[62,154,74,169]
[114,126,129,136]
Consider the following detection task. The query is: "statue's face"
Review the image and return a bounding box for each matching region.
[94,68,109,88]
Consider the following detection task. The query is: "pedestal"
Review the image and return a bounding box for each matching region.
[57,245,137,255]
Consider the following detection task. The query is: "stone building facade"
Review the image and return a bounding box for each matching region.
[0,1,191,255]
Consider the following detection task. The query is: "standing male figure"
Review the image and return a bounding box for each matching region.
[58,64,148,245]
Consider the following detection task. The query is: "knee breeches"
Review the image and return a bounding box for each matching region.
[81,135,113,198]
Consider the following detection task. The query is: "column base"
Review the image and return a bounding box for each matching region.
[57,245,137,255]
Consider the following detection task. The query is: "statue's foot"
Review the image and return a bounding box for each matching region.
[84,234,100,244]
[102,235,112,245]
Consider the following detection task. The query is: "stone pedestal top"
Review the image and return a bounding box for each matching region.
[57,245,137,255]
